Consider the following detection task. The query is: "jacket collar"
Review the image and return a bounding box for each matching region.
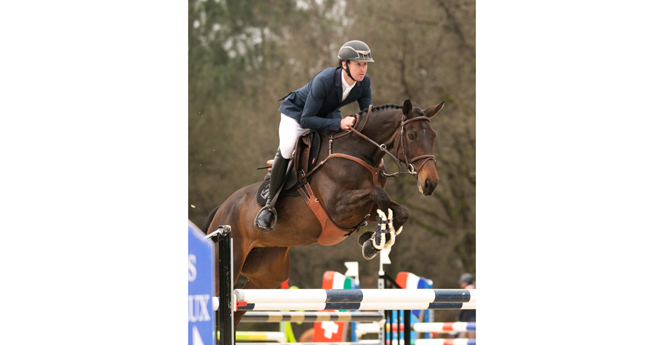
[335,66,360,103]
[334,66,360,88]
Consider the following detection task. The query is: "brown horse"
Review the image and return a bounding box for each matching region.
[203,99,444,327]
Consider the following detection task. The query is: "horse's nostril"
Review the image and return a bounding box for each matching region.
[425,179,431,190]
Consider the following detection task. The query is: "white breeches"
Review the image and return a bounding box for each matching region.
[278,114,308,159]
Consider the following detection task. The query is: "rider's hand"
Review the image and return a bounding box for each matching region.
[340,116,355,130]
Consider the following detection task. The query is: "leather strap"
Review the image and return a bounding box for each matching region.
[356,105,373,132]
[306,153,381,188]
[298,183,361,246]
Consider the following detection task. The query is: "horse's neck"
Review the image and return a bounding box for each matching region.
[360,109,401,150]
[326,108,401,165]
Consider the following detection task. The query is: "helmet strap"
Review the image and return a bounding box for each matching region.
[342,60,357,82]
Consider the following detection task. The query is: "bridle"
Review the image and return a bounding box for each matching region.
[302,105,436,188]
[343,105,436,178]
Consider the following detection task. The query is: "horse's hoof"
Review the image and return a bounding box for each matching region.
[358,231,374,246]
[362,240,380,260]
[254,206,277,232]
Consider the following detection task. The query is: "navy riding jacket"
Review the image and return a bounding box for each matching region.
[278,67,372,132]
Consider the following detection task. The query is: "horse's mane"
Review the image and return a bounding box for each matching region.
[356,103,402,116]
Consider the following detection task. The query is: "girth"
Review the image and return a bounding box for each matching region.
[297,183,366,246]
[298,153,382,246]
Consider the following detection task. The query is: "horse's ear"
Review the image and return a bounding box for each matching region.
[403,100,413,117]
[424,101,445,118]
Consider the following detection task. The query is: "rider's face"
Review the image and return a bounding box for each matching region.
[344,61,368,82]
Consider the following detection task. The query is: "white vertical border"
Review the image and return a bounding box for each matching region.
[0,1,187,344]
[478,1,660,344]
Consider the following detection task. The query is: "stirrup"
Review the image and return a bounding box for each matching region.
[254,205,277,232]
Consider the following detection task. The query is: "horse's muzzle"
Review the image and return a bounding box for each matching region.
[418,178,437,196]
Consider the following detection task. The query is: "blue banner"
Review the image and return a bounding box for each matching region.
[188,221,215,345]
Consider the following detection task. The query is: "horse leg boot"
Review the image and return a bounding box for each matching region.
[254,150,290,232]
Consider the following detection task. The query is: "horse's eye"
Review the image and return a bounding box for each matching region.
[407,133,416,140]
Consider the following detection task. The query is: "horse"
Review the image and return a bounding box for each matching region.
[203,99,445,327]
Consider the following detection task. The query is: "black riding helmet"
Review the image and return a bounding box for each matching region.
[338,40,374,81]
[459,273,474,285]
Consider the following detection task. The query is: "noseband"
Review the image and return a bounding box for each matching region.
[396,116,437,177]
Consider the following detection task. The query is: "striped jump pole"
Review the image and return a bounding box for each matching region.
[384,340,478,345]
[414,339,476,345]
[235,331,286,343]
[236,342,382,345]
[356,322,476,336]
[412,322,476,333]
[232,288,476,311]
[233,302,476,311]
[240,311,385,323]
[235,289,476,303]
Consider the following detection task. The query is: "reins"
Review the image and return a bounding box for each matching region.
[303,105,436,183]
[295,105,436,235]
[346,108,436,178]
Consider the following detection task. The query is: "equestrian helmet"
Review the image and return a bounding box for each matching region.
[338,40,374,62]
[459,273,474,285]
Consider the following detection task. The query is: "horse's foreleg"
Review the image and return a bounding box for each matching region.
[363,195,408,231]
[331,187,396,260]
[333,187,390,226]
[373,200,409,250]
[370,187,391,213]
[387,200,409,235]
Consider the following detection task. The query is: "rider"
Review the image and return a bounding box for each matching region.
[254,40,375,232]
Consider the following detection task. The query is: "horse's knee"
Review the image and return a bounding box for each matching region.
[370,187,390,209]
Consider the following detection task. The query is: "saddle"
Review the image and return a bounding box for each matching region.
[256,130,321,206]
[256,129,371,246]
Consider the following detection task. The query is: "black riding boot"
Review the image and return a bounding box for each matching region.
[254,150,290,232]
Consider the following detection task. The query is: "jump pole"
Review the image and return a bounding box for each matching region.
[240,311,385,323]
[356,322,476,335]
[212,226,477,345]
[233,288,476,304]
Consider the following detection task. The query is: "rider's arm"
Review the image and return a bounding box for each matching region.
[300,75,342,132]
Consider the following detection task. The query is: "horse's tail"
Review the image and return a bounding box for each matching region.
[202,205,221,234]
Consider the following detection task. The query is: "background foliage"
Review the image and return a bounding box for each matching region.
[189,0,475,325]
